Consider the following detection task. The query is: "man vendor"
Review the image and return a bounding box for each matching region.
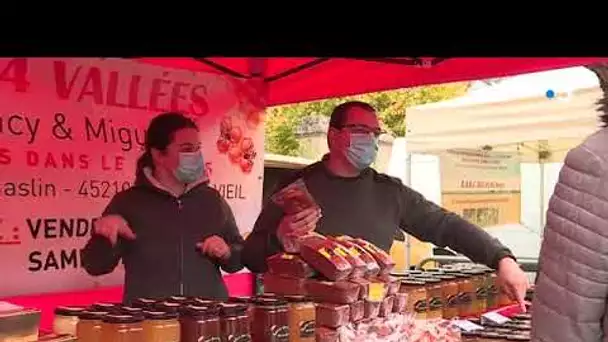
[242,101,530,309]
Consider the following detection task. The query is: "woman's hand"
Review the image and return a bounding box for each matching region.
[197,235,231,260]
[93,215,136,246]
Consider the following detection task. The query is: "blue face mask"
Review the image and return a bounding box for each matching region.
[174,151,205,184]
[345,133,378,170]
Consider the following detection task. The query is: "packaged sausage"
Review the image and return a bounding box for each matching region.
[349,278,370,301]
[266,253,317,278]
[379,296,395,317]
[372,274,400,295]
[352,238,396,275]
[349,300,364,323]
[333,236,381,277]
[300,235,353,281]
[364,300,381,319]
[305,279,361,304]
[271,178,319,215]
[393,293,408,313]
[327,237,368,279]
[316,327,339,342]
[316,303,350,328]
[263,273,307,296]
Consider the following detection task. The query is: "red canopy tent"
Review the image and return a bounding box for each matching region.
[139,57,608,106]
[6,56,608,332]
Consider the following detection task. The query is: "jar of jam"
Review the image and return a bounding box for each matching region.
[53,306,86,335]
[419,277,443,319]
[284,296,315,342]
[464,270,487,315]
[448,272,475,317]
[399,279,427,320]
[484,270,499,310]
[142,310,180,342]
[435,274,459,319]
[76,310,107,342]
[220,303,251,342]
[100,314,144,342]
[132,298,157,310]
[252,297,289,342]
[180,305,222,342]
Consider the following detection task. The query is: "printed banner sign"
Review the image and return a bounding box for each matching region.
[0,58,265,297]
[440,149,521,227]
[440,149,521,193]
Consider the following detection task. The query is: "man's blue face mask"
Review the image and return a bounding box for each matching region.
[345,133,379,170]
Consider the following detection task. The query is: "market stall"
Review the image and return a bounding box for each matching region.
[1,57,607,341]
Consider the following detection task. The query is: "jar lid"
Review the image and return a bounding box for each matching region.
[154,301,181,313]
[478,331,503,339]
[166,296,188,303]
[282,295,313,303]
[187,298,218,307]
[422,268,441,273]
[143,310,178,320]
[132,298,157,308]
[119,306,144,315]
[54,306,86,316]
[253,297,288,307]
[181,305,220,318]
[444,272,471,278]
[220,303,248,317]
[506,336,531,341]
[400,279,426,286]
[91,302,118,310]
[463,269,486,275]
[434,274,457,280]
[78,310,108,320]
[102,314,144,324]
[415,277,442,283]
[227,296,253,304]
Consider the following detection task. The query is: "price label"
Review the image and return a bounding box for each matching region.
[481,311,510,325]
[0,301,24,313]
[452,319,484,332]
[368,282,386,302]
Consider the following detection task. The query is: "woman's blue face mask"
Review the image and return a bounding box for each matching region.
[174,151,205,183]
[345,133,379,170]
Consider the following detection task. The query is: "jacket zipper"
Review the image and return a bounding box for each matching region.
[177,197,184,295]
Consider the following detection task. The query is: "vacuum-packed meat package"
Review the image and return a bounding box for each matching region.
[371,274,400,295]
[266,253,316,278]
[300,235,353,281]
[316,303,350,328]
[327,237,368,279]
[333,236,380,277]
[271,178,319,215]
[364,300,381,319]
[349,300,365,323]
[349,278,370,300]
[351,238,396,275]
[316,327,339,342]
[379,295,395,317]
[305,279,361,304]
[263,273,307,296]
[393,292,408,313]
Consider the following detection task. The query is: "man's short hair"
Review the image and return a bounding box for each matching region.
[329,101,376,129]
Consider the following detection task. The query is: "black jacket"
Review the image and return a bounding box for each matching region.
[243,160,513,273]
[81,169,244,304]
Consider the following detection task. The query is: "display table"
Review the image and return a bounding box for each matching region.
[0,272,253,331]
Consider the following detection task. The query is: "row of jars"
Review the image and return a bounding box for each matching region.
[394,265,515,320]
[52,294,315,342]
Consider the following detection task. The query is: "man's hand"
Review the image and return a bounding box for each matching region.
[496,257,530,311]
[197,235,231,260]
[277,207,322,247]
[94,215,136,246]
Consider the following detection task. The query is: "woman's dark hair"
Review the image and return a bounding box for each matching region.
[136,112,198,172]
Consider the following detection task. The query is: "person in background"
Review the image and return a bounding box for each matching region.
[243,101,530,309]
[82,112,244,304]
[531,64,608,342]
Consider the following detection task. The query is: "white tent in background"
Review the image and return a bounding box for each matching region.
[405,66,603,162]
[393,67,604,265]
